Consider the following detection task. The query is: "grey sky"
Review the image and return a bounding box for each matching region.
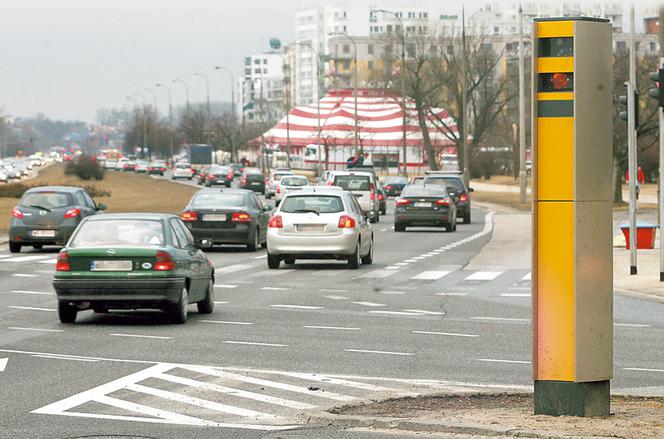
[0,0,644,123]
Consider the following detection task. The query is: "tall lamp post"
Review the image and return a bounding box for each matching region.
[156,82,174,160]
[268,37,292,169]
[340,33,360,157]
[373,9,408,176]
[173,78,191,144]
[193,72,212,144]
[215,65,238,163]
[298,41,324,173]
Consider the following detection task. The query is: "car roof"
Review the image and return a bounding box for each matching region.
[25,186,83,194]
[196,188,252,195]
[86,213,177,221]
[281,174,308,179]
[287,186,344,195]
[333,171,373,177]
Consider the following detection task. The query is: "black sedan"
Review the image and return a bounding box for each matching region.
[422,172,473,223]
[383,176,408,197]
[241,168,266,194]
[394,185,457,232]
[205,165,234,187]
[180,188,272,251]
[9,186,107,253]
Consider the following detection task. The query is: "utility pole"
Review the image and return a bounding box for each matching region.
[461,6,470,185]
[193,72,211,145]
[518,5,527,204]
[628,4,638,275]
[156,83,174,160]
[341,34,359,157]
[659,6,664,280]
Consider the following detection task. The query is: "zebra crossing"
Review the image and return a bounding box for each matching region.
[32,361,458,431]
[0,254,57,264]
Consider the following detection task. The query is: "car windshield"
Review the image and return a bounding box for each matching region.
[280,177,308,187]
[281,195,344,214]
[333,175,371,191]
[191,192,247,209]
[423,177,465,191]
[21,192,72,209]
[385,177,408,184]
[71,219,165,247]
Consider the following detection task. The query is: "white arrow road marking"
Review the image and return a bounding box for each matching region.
[0,358,7,372]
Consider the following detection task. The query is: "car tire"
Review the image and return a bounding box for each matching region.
[261,240,268,249]
[188,177,192,181]
[445,223,454,233]
[394,223,405,232]
[170,286,189,324]
[247,229,259,252]
[58,301,77,323]
[267,253,280,269]
[464,211,471,224]
[33,244,43,250]
[381,208,387,215]
[197,279,215,314]
[348,242,361,269]
[361,238,374,265]
[9,242,21,253]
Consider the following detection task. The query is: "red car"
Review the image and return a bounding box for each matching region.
[148,160,167,176]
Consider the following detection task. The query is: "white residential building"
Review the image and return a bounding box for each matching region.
[236,53,285,124]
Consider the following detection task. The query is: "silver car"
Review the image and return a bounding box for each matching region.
[266,187,374,269]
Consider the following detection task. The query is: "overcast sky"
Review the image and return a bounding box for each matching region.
[0,0,650,123]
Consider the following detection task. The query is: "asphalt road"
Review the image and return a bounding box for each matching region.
[0,170,662,438]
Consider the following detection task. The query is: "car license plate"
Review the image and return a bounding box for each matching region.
[297,224,325,232]
[251,182,260,185]
[31,230,56,237]
[414,202,432,208]
[91,260,133,271]
[203,214,226,221]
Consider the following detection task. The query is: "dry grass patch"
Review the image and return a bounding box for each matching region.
[472,191,532,211]
[0,164,198,232]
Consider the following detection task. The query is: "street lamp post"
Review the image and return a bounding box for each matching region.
[215,65,237,163]
[268,38,292,169]
[172,78,190,144]
[298,41,323,173]
[340,34,360,157]
[193,72,212,145]
[156,83,174,161]
[373,9,408,176]
[144,88,158,158]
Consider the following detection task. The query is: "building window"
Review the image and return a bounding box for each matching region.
[493,26,500,35]
[254,68,261,74]
[387,24,393,33]
[368,44,374,54]
[254,59,260,65]
[263,59,268,64]
[244,57,251,66]
[343,60,350,70]
[368,60,374,70]
[343,44,350,54]
[244,68,251,76]
[343,25,347,32]
[263,68,268,74]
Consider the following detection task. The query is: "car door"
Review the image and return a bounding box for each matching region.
[81,191,100,216]
[250,194,268,241]
[74,191,94,218]
[174,218,207,300]
[169,219,200,297]
[349,194,370,254]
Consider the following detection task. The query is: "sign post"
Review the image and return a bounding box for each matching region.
[532,17,613,417]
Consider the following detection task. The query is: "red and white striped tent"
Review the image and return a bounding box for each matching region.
[256,89,459,169]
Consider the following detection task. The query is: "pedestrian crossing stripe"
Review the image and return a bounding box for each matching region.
[0,255,53,263]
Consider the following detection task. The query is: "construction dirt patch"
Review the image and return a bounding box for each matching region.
[329,393,664,438]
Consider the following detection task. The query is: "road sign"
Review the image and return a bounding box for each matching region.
[532,17,612,417]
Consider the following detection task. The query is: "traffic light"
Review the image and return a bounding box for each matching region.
[618,85,639,128]
[648,68,664,107]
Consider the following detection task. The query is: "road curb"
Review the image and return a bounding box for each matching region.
[304,411,564,438]
[614,288,664,304]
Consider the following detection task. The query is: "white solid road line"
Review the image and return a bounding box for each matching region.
[32,354,98,362]
[12,274,39,278]
[8,290,53,295]
[623,367,664,373]
[412,330,479,338]
[477,358,531,365]
[521,272,532,281]
[10,327,63,333]
[436,292,468,296]
[369,310,421,316]
[614,323,651,328]
[411,271,450,280]
[154,372,316,410]
[304,325,361,331]
[214,284,238,289]
[352,301,385,307]
[404,309,446,315]
[270,304,323,310]
[260,287,291,291]
[465,271,503,281]
[8,306,56,312]
[223,340,287,347]
[0,255,51,263]
[110,334,172,340]
[470,316,530,323]
[500,293,531,298]
[344,349,415,356]
[323,295,348,300]
[201,320,255,325]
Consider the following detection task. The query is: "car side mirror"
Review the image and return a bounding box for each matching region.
[96,203,107,211]
[198,239,213,249]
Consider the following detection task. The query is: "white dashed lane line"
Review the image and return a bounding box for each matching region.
[352,301,385,307]
[110,334,172,340]
[270,304,323,310]
[260,287,291,291]
[215,284,238,289]
[10,327,63,333]
[304,326,361,331]
[12,274,39,278]
[201,320,255,326]
[222,341,287,347]
[412,330,478,338]
[7,290,53,295]
[470,316,530,323]
[8,306,56,312]
[477,358,530,365]
[323,295,348,300]
[345,349,414,357]
[465,271,502,281]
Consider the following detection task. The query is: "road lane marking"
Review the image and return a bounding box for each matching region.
[623,367,664,373]
[411,271,450,280]
[8,306,56,312]
[412,331,479,338]
[470,316,530,323]
[273,371,403,393]
[359,269,396,278]
[153,372,315,409]
[465,271,503,281]
[377,290,406,295]
[270,304,323,310]
[614,323,651,328]
[110,334,172,340]
[260,287,291,291]
[223,340,287,347]
[404,309,446,315]
[394,262,409,266]
[215,264,252,274]
[214,284,238,289]
[201,320,254,325]
[213,301,229,304]
[412,256,426,260]
[32,354,97,362]
[344,349,415,356]
[385,266,401,270]
[254,255,267,259]
[404,259,417,263]
[500,293,531,298]
[477,358,531,364]
[12,274,39,278]
[369,310,421,316]
[39,258,57,264]
[380,228,388,232]
[0,255,51,263]
[0,358,7,371]
[521,272,532,281]
[436,292,468,296]
[319,289,349,293]
[8,290,53,295]
[323,295,348,300]
[352,301,385,307]
[304,325,361,331]
[10,327,63,333]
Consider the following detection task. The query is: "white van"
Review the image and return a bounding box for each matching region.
[331,171,380,223]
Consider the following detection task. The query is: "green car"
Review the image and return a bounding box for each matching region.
[52,213,215,324]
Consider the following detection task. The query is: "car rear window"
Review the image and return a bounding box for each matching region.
[281,195,344,214]
[423,177,465,191]
[385,177,408,184]
[333,175,371,191]
[71,219,164,247]
[191,192,246,209]
[402,186,449,198]
[21,192,72,209]
[280,177,308,187]
[176,163,190,169]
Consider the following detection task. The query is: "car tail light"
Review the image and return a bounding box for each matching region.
[227,172,234,179]
[154,251,175,271]
[338,215,356,229]
[242,177,247,185]
[11,208,23,219]
[378,193,385,201]
[64,208,81,218]
[268,215,283,228]
[231,211,251,222]
[180,211,198,222]
[395,198,411,206]
[56,251,70,271]
[327,181,333,186]
[435,199,450,206]
[161,167,166,172]
[276,186,281,194]
[370,192,376,200]
[385,185,393,190]
[206,174,214,180]
[459,193,468,202]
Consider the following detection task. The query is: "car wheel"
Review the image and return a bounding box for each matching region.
[247,229,259,252]
[445,222,454,233]
[394,223,405,232]
[361,238,374,265]
[9,242,21,253]
[381,208,387,215]
[33,244,43,250]
[58,301,77,323]
[267,253,280,269]
[464,211,471,224]
[170,286,189,324]
[348,242,361,269]
[197,279,215,314]
[261,240,268,249]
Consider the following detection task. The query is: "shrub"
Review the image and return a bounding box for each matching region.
[65,155,104,180]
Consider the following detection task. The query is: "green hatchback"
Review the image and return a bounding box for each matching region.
[52,213,215,324]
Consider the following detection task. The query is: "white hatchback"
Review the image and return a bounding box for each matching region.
[274,175,309,205]
[172,163,194,180]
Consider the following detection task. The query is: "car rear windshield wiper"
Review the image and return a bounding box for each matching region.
[26,204,51,212]
[291,209,320,216]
